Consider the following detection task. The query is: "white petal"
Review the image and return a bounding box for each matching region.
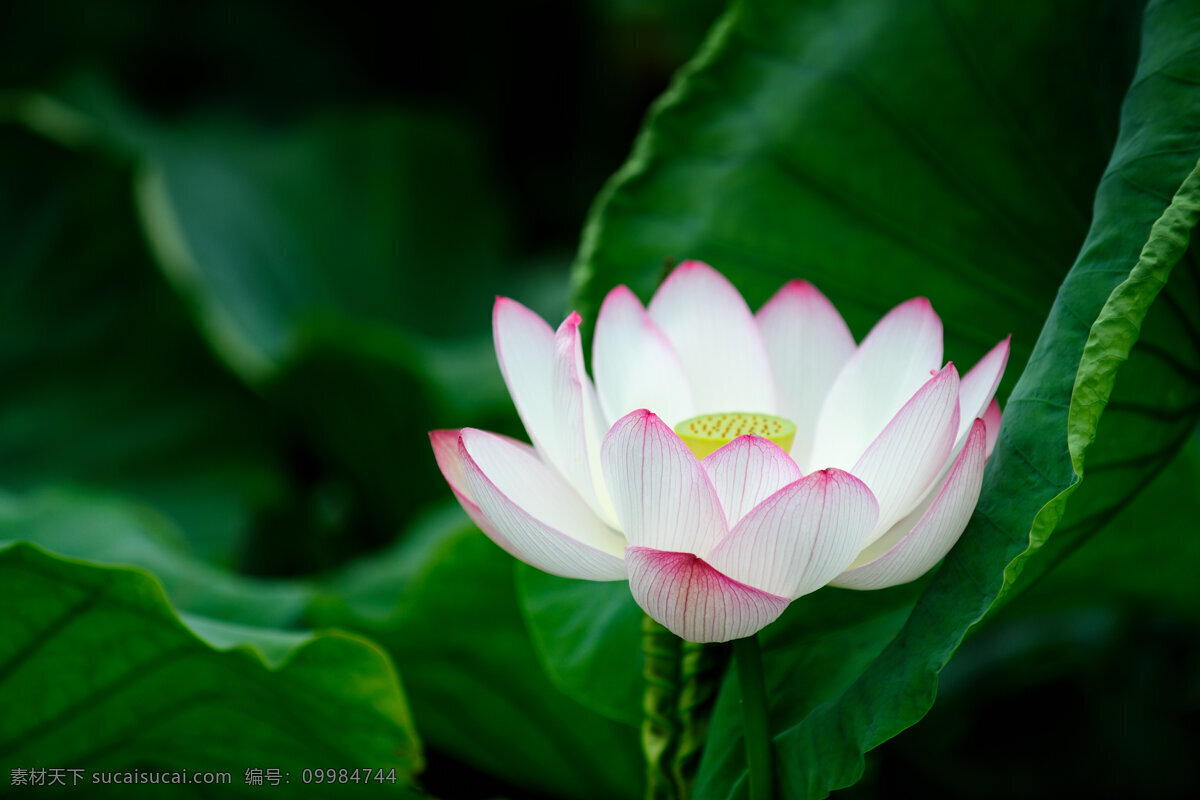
[601,409,727,556]
[647,261,776,414]
[493,298,615,522]
[459,428,626,580]
[593,285,695,427]
[809,298,943,471]
[756,280,856,467]
[706,469,878,599]
[852,364,960,539]
[430,429,514,547]
[956,336,1010,446]
[552,312,618,525]
[834,418,986,590]
[431,428,483,505]
[902,337,1006,516]
[701,435,803,528]
[492,297,565,468]
[626,547,790,643]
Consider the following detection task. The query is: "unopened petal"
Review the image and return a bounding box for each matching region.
[810,298,943,471]
[459,428,627,580]
[648,261,776,414]
[706,469,878,599]
[852,364,960,539]
[593,285,695,427]
[757,280,856,466]
[626,547,790,643]
[701,435,804,528]
[601,409,727,555]
[833,418,986,590]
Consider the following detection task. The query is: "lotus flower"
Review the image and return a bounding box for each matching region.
[431,262,1008,642]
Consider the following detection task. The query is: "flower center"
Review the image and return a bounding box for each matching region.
[673,412,796,460]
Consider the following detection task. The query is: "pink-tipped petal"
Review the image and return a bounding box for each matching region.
[601,409,727,556]
[701,435,804,528]
[707,469,878,599]
[593,285,695,427]
[459,428,627,580]
[982,399,1002,458]
[852,364,960,539]
[626,547,790,643]
[810,298,943,471]
[493,297,560,460]
[552,312,618,524]
[956,336,1010,446]
[431,428,481,504]
[757,280,856,467]
[833,418,986,590]
[647,261,777,414]
[493,298,615,522]
[430,429,515,548]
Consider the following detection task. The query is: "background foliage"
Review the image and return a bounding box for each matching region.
[1,1,1198,798]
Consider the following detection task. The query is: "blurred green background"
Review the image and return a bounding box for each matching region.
[0,0,726,574]
[1,1,1198,798]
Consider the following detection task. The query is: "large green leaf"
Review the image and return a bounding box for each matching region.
[0,543,421,797]
[0,123,285,564]
[1014,432,1200,625]
[10,81,522,549]
[517,567,645,728]
[13,76,506,380]
[315,517,645,800]
[0,489,313,629]
[572,0,1138,369]
[527,0,1140,727]
[133,106,515,540]
[712,4,1200,797]
[131,111,505,381]
[520,0,1200,796]
[0,487,643,799]
[997,0,1200,593]
[854,436,1200,797]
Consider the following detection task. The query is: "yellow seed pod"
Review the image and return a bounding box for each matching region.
[674,412,796,460]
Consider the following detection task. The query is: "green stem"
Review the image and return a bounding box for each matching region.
[641,615,683,800]
[672,640,729,798]
[733,634,774,800]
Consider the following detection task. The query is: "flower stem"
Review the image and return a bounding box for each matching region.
[672,640,729,798]
[732,634,774,800]
[641,614,683,800]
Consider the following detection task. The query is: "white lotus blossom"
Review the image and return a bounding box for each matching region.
[432,261,1007,642]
